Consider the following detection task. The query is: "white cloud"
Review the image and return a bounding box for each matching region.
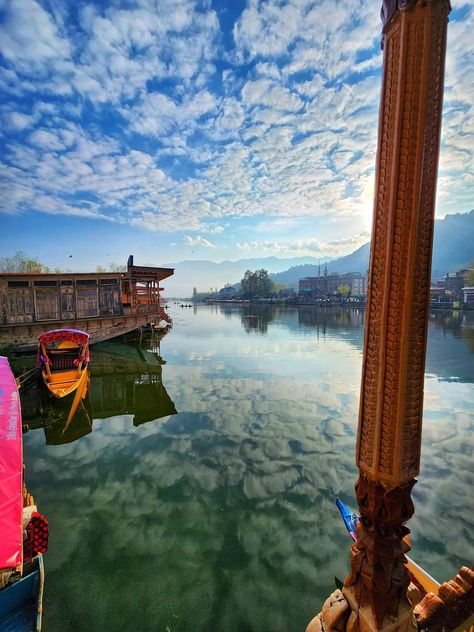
[5,111,36,130]
[125,90,218,137]
[233,2,301,59]
[236,231,370,257]
[183,235,216,248]
[0,0,71,71]
[0,0,472,251]
[198,224,225,234]
[29,129,67,151]
[242,79,303,112]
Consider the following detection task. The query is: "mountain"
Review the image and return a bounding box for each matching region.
[431,210,474,278]
[157,211,473,297]
[271,211,474,288]
[270,243,370,288]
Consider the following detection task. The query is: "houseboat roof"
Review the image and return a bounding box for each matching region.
[0,266,174,282]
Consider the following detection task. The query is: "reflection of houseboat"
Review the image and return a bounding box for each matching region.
[20,339,177,442]
[0,256,173,350]
[90,371,177,426]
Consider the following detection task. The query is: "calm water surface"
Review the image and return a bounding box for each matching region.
[21,305,474,632]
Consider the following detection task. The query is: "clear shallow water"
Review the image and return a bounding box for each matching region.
[21,305,474,632]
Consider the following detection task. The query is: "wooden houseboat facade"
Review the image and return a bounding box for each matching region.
[0,256,174,350]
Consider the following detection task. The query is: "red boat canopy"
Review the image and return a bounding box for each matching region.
[0,356,23,571]
[38,329,89,346]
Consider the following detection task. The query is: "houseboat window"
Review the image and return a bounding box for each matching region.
[100,278,118,285]
[35,289,59,320]
[60,286,75,319]
[99,283,122,316]
[33,280,58,287]
[76,287,99,318]
[61,280,73,285]
[76,279,98,286]
[5,285,34,324]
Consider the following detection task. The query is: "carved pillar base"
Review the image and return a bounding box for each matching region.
[305,584,421,632]
[306,590,351,632]
[343,585,418,632]
[344,476,415,626]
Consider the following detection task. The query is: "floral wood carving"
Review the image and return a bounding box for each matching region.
[381,0,451,27]
[350,0,451,627]
[357,0,451,488]
[345,476,415,628]
[413,564,474,631]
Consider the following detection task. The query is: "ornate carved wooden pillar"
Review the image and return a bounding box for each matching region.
[343,0,451,628]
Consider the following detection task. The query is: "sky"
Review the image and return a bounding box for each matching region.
[0,0,473,271]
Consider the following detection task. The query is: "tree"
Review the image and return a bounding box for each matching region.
[337,283,351,297]
[108,262,126,272]
[0,250,51,272]
[96,265,107,273]
[240,269,275,299]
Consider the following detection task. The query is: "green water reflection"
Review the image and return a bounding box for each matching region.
[20,306,474,632]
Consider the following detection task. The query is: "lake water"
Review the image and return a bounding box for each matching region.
[21,305,474,632]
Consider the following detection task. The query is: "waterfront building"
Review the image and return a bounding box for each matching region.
[462,286,474,306]
[430,268,473,304]
[443,268,471,298]
[299,272,367,298]
[0,255,173,349]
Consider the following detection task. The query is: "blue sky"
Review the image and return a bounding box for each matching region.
[0,0,473,270]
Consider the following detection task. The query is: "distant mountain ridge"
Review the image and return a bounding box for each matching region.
[158,255,330,297]
[158,211,473,296]
[270,243,371,288]
[431,210,474,278]
[271,211,474,288]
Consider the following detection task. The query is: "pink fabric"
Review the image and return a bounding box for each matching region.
[0,356,23,571]
[38,328,89,345]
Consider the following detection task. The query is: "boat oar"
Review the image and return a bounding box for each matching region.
[79,400,93,431]
[15,367,39,389]
[63,370,89,433]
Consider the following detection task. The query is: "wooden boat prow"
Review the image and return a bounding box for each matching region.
[0,356,47,631]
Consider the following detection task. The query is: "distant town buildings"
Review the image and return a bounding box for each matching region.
[430,268,474,306]
[299,272,368,298]
[444,269,469,296]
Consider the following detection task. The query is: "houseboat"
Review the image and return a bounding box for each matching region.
[0,256,173,350]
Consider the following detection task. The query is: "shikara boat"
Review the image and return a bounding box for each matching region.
[0,356,47,631]
[335,498,440,596]
[37,329,89,402]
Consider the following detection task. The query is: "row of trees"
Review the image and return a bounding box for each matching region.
[0,251,55,273]
[0,250,124,273]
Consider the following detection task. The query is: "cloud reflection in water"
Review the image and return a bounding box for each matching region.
[23,306,473,632]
